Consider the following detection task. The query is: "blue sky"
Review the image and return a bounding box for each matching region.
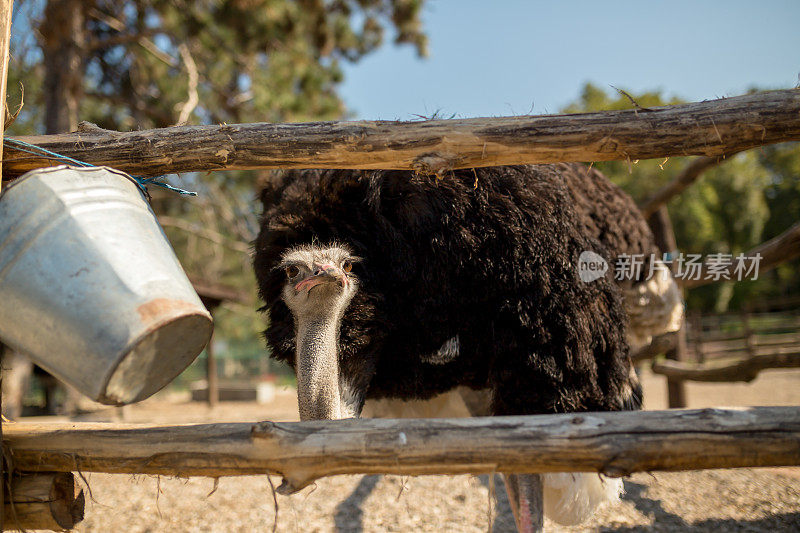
[340,0,800,120]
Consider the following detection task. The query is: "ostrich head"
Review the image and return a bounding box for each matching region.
[278,244,360,420]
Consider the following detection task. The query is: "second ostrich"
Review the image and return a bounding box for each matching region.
[254,163,681,531]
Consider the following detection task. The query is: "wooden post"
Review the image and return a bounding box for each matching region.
[0,0,11,191]
[206,331,218,408]
[0,3,16,529]
[3,472,84,531]
[666,329,689,407]
[691,312,705,364]
[196,288,233,410]
[741,311,756,359]
[647,206,687,408]
[0,345,3,532]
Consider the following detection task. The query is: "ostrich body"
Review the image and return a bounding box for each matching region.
[255,163,682,530]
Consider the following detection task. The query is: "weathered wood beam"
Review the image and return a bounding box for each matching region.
[0,0,11,194]
[652,352,800,383]
[632,331,679,362]
[3,90,800,179]
[683,221,800,289]
[4,407,799,493]
[639,151,742,218]
[0,4,14,529]
[206,331,218,409]
[646,206,687,407]
[2,472,84,531]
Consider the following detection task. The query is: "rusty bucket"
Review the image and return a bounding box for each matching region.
[0,166,213,405]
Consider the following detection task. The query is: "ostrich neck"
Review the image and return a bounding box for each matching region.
[295,310,343,420]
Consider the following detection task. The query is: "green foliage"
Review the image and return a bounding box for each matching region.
[759,143,800,239]
[73,0,426,129]
[562,83,800,312]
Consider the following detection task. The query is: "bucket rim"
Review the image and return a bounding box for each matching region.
[0,165,147,202]
[98,306,214,405]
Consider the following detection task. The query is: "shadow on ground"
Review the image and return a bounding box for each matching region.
[332,475,800,532]
[478,474,517,532]
[334,475,381,532]
[334,474,517,533]
[603,480,800,532]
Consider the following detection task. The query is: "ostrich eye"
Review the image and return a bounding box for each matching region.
[342,261,352,273]
[285,265,300,279]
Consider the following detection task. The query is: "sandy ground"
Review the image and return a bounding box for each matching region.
[13,367,800,532]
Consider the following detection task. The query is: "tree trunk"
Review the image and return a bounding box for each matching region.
[41,0,86,134]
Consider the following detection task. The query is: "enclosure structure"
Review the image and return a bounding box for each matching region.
[0,91,799,532]
[651,297,800,383]
[0,11,800,527]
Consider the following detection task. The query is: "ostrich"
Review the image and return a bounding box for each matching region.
[254,163,682,530]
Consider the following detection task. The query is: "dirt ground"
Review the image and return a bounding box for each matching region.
[18,367,800,532]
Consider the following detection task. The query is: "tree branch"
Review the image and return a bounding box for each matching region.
[639,151,742,218]
[87,8,177,67]
[174,43,199,125]
[86,29,158,51]
[157,216,250,254]
[189,276,249,306]
[3,90,800,179]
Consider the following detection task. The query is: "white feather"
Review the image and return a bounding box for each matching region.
[542,472,623,526]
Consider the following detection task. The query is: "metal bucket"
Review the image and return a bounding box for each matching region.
[0,166,213,405]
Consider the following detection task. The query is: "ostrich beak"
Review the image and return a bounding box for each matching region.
[295,264,347,292]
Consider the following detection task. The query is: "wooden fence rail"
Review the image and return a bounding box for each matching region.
[4,407,799,493]
[2,89,800,179]
[652,353,800,382]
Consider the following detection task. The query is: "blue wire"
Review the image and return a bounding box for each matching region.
[3,137,197,197]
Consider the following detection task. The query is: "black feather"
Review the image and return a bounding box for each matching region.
[254,164,653,416]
